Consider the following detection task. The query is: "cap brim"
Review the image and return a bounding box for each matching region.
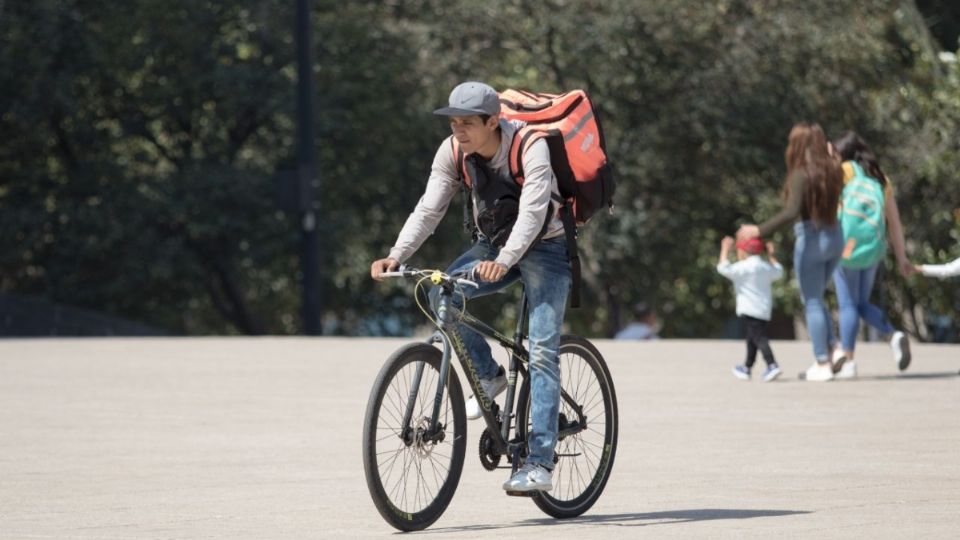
[432,106,489,116]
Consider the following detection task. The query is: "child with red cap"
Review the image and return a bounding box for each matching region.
[717,236,785,382]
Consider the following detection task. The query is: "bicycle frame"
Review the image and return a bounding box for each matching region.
[402,280,586,466]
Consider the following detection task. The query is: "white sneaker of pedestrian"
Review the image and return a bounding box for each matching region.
[890,331,911,371]
[803,361,834,382]
[835,360,858,380]
[830,346,847,374]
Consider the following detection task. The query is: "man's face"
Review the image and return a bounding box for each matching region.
[449,115,498,154]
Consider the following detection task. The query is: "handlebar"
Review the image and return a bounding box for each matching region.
[381,265,479,289]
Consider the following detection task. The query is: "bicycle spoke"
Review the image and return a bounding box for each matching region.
[377,444,406,472]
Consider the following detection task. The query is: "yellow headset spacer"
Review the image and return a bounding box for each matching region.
[430,271,443,285]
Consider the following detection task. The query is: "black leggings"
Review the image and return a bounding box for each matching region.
[743,315,776,368]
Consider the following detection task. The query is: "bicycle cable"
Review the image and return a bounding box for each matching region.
[412,271,473,356]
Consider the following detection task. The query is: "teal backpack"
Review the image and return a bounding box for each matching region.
[839,161,886,269]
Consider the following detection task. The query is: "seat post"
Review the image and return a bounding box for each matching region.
[513,285,528,343]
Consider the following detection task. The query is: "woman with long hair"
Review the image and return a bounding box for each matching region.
[829,131,913,379]
[738,123,844,381]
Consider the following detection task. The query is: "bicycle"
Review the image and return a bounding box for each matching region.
[362,265,619,531]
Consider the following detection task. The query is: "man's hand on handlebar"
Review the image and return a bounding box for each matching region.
[474,260,508,282]
[371,257,400,281]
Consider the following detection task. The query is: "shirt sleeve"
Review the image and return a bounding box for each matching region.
[717,260,743,280]
[388,138,461,263]
[770,262,784,280]
[494,137,555,268]
[758,171,805,237]
[920,257,960,278]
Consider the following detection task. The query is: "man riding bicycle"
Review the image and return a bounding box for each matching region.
[370,81,571,493]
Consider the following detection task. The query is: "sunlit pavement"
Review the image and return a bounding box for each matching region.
[1,337,957,539]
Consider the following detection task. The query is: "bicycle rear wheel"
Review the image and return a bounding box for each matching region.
[516,335,618,518]
[362,342,467,531]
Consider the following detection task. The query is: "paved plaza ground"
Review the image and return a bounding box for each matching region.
[1,337,957,539]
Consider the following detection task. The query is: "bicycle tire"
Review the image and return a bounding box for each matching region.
[516,335,618,519]
[362,342,467,531]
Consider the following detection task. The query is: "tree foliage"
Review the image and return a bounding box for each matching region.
[2,0,957,338]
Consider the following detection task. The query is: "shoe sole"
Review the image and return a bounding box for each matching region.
[505,490,537,497]
[797,371,833,382]
[503,483,552,493]
[763,371,781,382]
[895,335,912,371]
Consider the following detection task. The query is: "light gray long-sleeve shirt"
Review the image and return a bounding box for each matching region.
[388,119,564,268]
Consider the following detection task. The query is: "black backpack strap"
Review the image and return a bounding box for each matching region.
[451,137,477,240]
[510,127,545,181]
[513,129,581,308]
[556,196,581,309]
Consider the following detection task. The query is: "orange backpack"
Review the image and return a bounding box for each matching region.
[498,89,615,224]
[452,89,616,308]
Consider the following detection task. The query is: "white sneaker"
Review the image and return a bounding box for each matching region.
[503,462,553,492]
[465,367,507,420]
[890,331,911,371]
[830,346,847,374]
[835,360,858,380]
[803,361,834,382]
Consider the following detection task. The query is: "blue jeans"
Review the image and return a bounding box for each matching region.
[431,237,571,469]
[794,221,843,361]
[833,264,894,352]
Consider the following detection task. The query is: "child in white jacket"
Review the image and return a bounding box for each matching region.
[718,236,785,382]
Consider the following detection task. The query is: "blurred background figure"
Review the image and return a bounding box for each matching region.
[615,302,660,340]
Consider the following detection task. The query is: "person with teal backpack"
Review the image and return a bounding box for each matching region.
[830,131,915,379]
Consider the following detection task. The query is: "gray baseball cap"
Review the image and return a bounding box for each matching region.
[433,81,501,117]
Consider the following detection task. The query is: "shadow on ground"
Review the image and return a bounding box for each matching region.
[857,371,960,381]
[777,370,958,383]
[416,508,810,534]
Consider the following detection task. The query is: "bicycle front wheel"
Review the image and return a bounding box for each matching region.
[362,342,467,531]
[517,335,618,519]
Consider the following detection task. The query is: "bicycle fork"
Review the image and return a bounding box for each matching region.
[400,287,461,444]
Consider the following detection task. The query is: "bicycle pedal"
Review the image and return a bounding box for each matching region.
[504,490,536,497]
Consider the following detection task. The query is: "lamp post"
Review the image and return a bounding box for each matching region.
[295,0,320,335]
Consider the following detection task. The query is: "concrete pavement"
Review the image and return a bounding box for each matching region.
[0,337,957,539]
